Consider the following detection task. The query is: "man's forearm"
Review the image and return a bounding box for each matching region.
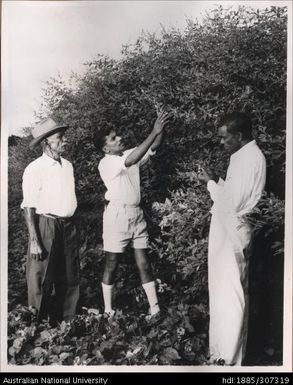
[23,207,44,260]
[23,207,39,242]
[125,131,158,167]
[151,132,164,151]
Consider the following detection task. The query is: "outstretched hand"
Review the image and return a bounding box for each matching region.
[198,166,213,183]
[153,111,169,135]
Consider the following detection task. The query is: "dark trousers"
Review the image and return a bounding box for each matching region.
[26,215,80,322]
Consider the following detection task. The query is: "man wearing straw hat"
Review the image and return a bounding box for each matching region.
[21,117,79,323]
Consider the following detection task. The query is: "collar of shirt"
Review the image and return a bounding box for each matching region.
[42,152,63,166]
[230,140,256,162]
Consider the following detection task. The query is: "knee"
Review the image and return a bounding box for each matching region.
[137,259,151,273]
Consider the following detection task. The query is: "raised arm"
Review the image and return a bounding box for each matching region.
[151,131,164,151]
[125,111,169,167]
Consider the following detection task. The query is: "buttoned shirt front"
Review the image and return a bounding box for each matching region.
[207,140,266,218]
[21,153,77,217]
[98,147,155,206]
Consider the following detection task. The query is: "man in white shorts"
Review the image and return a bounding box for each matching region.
[94,111,169,318]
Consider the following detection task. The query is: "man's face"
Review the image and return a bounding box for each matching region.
[46,131,67,156]
[103,131,125,155]
[218,125,241,154]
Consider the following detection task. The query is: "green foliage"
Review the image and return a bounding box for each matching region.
[8,304,208,365]
[8,5,286,365]
[150,186,210,302]
[245,192,285,257]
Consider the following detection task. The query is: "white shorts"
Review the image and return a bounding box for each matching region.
[103,203,149,253]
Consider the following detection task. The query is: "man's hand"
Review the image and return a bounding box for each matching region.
[151,110,170,151]
[125,110,169,167]
[23,207,46,261]
[30,239,45,261]
[152,111,169,136]
[198,166,213,184]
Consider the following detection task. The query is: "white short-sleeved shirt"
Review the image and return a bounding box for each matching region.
[207,140,266,218]
[21,153,77,217]
[98,147,155,206]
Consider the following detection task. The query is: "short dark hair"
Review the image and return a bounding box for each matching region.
[220,111,253,140]
[93,127,112,152]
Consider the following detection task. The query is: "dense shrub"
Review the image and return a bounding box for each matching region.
[7,5,287,365]
[8,304,208,366]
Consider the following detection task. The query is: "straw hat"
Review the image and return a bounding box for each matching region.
[29,117,68,149]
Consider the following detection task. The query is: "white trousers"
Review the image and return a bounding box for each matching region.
[208,214,251,365]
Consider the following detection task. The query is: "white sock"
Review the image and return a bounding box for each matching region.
[102,282,113,314]
[142,281,160,315]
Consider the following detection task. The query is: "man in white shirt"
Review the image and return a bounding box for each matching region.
[21,117,79,324]
[199,112,266,365]
[94,111,169,319]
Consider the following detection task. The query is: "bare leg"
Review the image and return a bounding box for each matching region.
[134,249,160,315]
[103,252,119,285]
[134,248,153,284]
[102,252,120,315]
